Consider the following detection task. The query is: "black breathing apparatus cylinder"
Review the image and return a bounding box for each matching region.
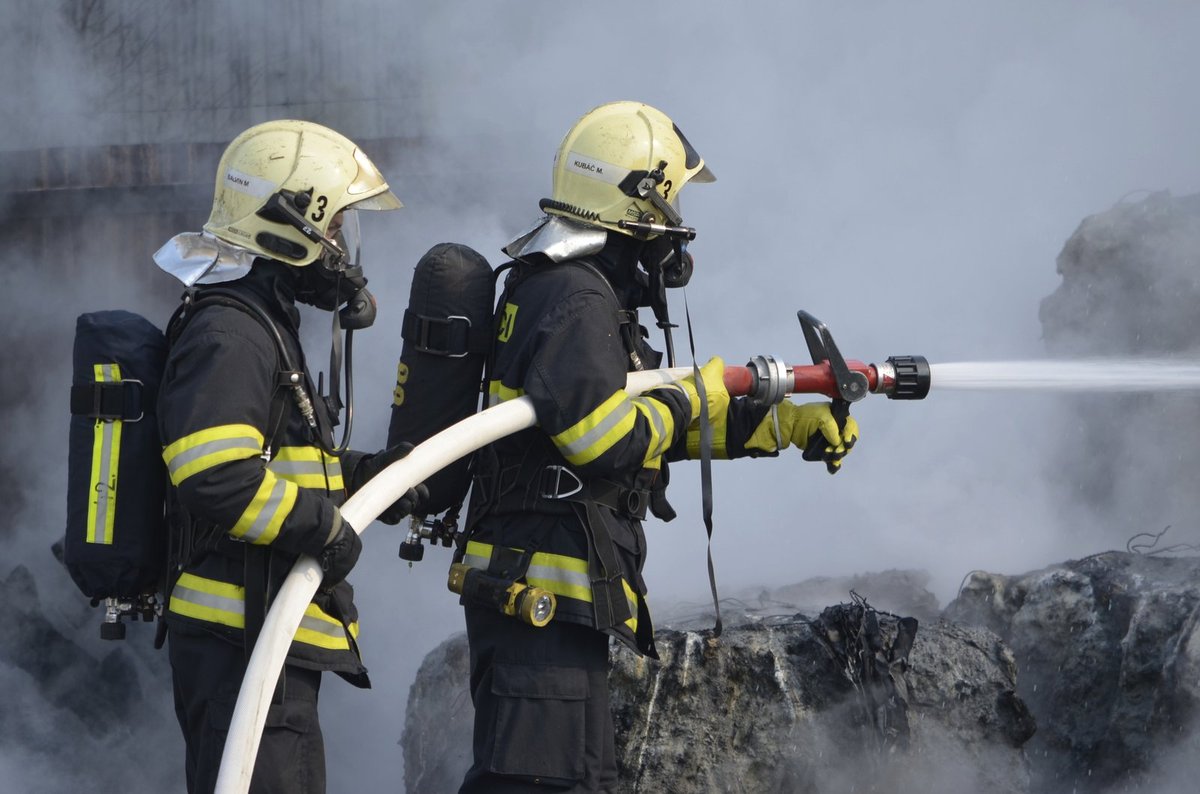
[388,243,495,560]
[65,311,169,640]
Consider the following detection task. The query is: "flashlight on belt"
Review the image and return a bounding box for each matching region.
[448,563,557,628]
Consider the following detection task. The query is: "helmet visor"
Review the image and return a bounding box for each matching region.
[673,123,716,183]
[349,190,403,211]
[327,210,362,273]
[347,148,404,209]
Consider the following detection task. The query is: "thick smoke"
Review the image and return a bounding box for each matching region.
[5,2,1200,792]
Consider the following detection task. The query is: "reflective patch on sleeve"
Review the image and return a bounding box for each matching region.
[269,446,344,491]
[230,471,298,544]
[163,423,265,485]
[632,395,676,469]
[552,390,636,466]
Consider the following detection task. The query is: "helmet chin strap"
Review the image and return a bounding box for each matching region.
[318,291,355,457]
[645,257,677,368]
[634,229,695,369]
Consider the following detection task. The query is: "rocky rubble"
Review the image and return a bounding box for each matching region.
[406,552,1200,793]
[947,551,1200,793]
[404,573,1034,794]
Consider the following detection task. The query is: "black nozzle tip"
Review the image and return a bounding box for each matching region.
[886,355,931,400]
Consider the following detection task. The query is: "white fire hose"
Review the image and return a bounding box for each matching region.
[214,367,691,794]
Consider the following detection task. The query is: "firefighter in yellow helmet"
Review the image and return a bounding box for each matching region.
[153,120,423,794]
[456,102,859,792]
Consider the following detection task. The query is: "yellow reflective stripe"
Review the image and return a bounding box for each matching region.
[622,578,639,633]
[294,603,357,650]
[632,395,675,469]
[552,390,636,466]
[230,471,297,544]
[464,540,593,603]
[269,446,344,490]
[86,363,122,544]
[169,573,354,649]
[169,572,245,628]
[163,423,264,485]
[465,541,641,631]
[487,379,524,407]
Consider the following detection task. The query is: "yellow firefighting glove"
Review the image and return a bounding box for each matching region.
[675,356,730,425]
[675,356,733,458]
[745,400,860,474]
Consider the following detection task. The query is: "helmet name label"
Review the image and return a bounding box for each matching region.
[566,151,626,186]
[223,168,276,199]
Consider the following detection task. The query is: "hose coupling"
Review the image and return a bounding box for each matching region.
[745,354,794,406]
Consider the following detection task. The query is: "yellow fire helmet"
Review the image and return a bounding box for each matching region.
[543,101,715,238]
[203,119,402,268]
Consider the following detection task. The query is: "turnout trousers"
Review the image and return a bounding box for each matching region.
[459,606,618,793]
[168,625,326,794]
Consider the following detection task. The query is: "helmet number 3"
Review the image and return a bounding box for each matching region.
[311,195,328,223]
[661,180,673,201]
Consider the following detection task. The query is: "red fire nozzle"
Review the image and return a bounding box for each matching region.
[712,311,931,405]
[721,355,931,403]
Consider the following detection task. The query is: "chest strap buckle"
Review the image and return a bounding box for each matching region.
[539,465,583,500]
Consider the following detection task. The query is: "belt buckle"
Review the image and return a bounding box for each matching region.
[540,465,583,500]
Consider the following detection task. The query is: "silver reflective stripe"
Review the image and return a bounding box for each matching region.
[91,364,120,544]
[95,419,116,541]
[299,613,346,641]
[167,435,260,478]
[173,581,242,616]
[269,459,342,478]
[465,551,593,597]
[557,399,634,459]
[241,479,289,543]
[527,561,591,593]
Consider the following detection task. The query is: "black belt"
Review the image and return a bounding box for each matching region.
[538,466,652,520]
[490,464,649,521]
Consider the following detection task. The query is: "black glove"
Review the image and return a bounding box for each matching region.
[350,443,429,524]
[319,517,362,588]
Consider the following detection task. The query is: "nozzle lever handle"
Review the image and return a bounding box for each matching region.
[796,310,868,402]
